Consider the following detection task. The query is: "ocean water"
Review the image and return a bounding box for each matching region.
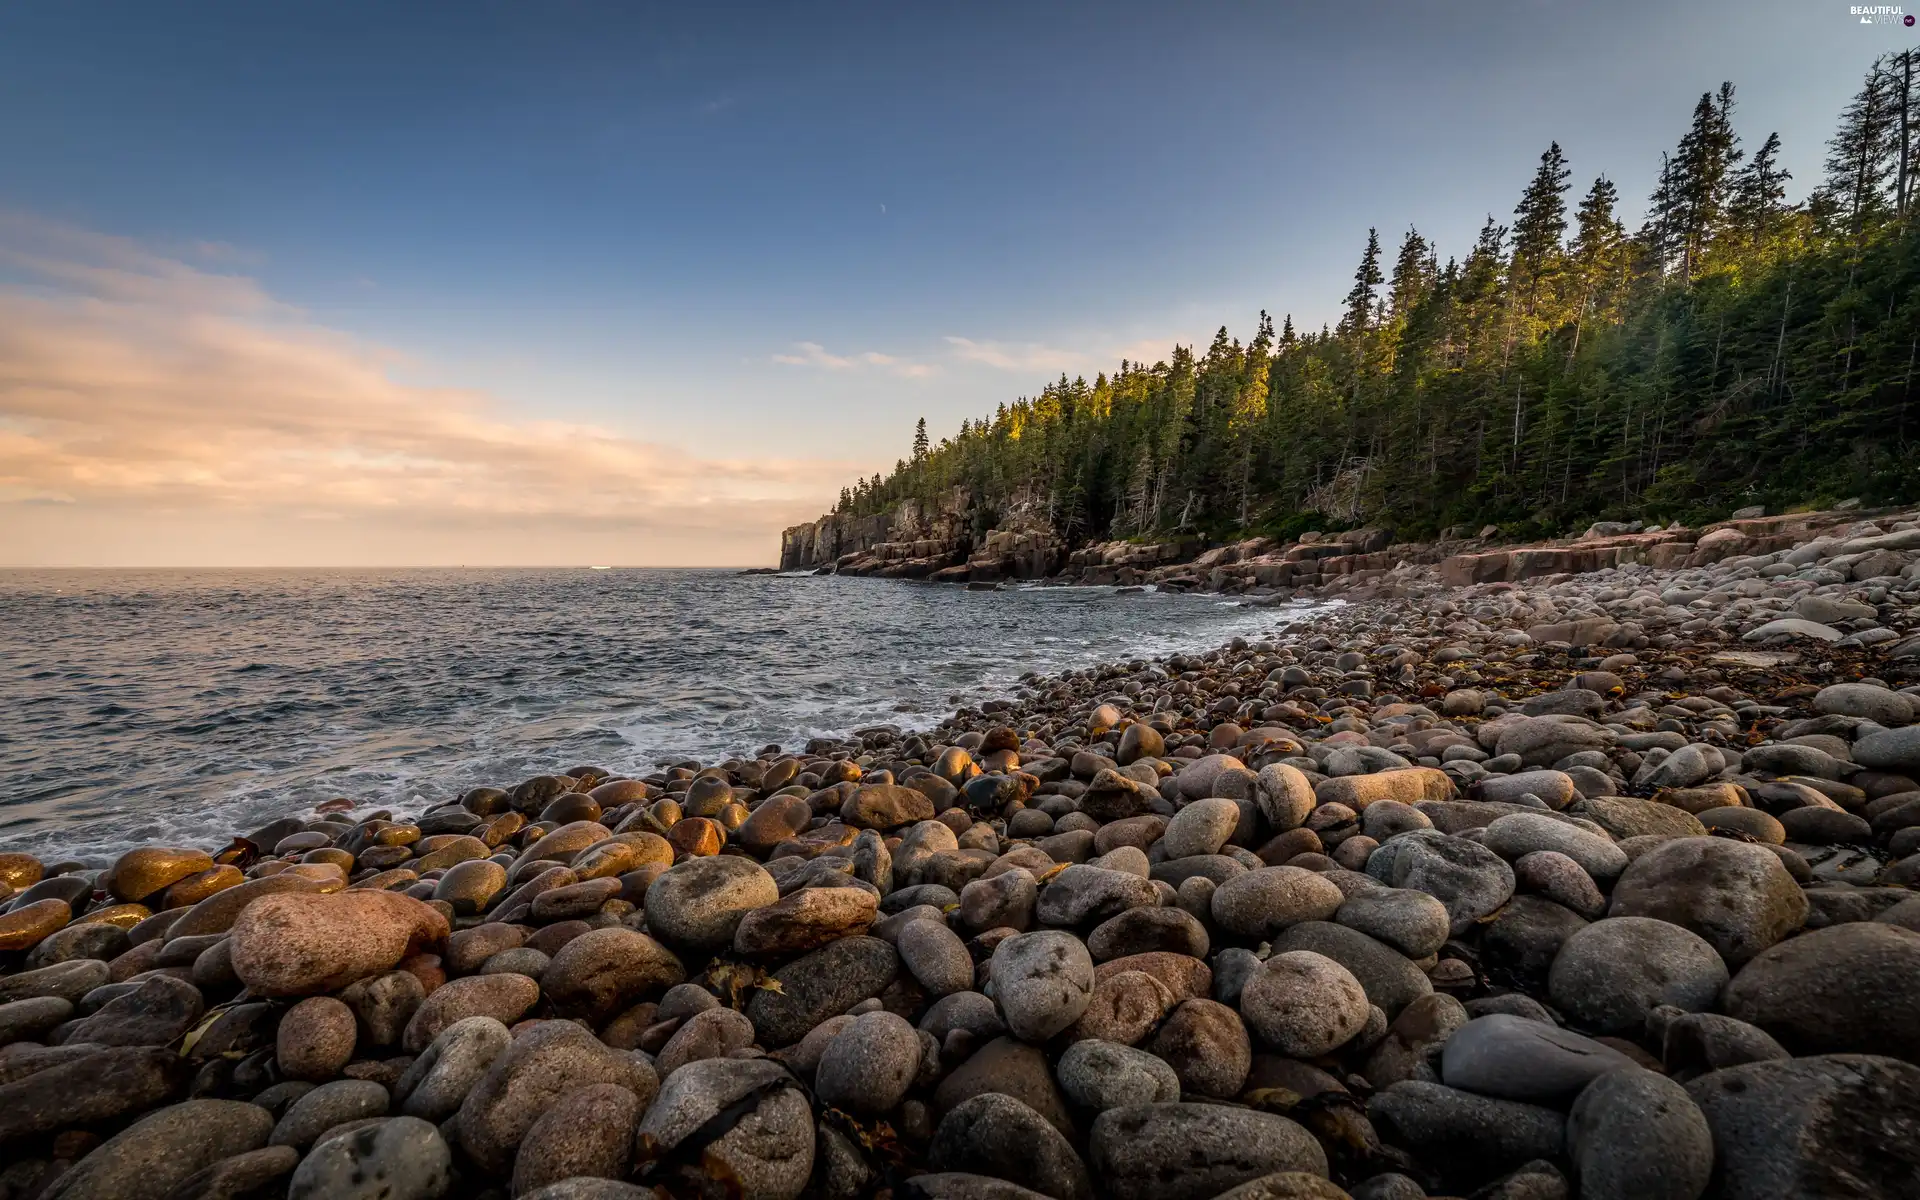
[0,568,1308,861]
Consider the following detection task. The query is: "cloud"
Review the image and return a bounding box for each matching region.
[771,341,935,378]
[0,212,858,565]
[943,336,1089,374]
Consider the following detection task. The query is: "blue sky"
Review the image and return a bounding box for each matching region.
[0,1,1905,565]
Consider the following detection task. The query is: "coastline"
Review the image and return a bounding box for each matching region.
[0,506,1916,1197]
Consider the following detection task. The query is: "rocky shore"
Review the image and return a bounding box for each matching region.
[3,510,1920,1200]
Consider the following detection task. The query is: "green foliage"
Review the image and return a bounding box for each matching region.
[841,55,1920,542]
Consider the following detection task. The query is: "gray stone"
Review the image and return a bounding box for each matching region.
[510,1083,640,1197]
[1365,830,1514,935]
[643,855,779,951]
[1722,922,1920,1061]
[1814,683,1914,725]
[393,1015,512,1121]
[59,974,203,1047]
[0,1046,179,1141]
[1210,867,1345,939]
[1439,1015,1637,1103]
[928,1093,1093,1200]
[1608,837,1807,965]
[163,1146,299,1200]
[1272,922,1432,1019]
[1036,866,1160,927]
[1054,1039,1180,1111]
[1368,1081,1564,1189]
[1086,906,1209,962]
[747,935,899,1047]
[1239,951,1369,1056]
[0,996,72,1044]
[287,1116,451,1200]
[40,1099,272,1200]
[653,1006,755,1078]
[1548,917,1728,1035]
[1088,1104,1328,1200]
[1211,947,1263,1006]
[815,1011,922,1114]
[1855,725,1920,773]
[0,959,110,1005]
[1483,813,1627,882]
[1657,1011,1789,1077]
[270,1080,390,1148]
[991,930,1095,1043]
[900,1175,1053,1200]
[899,918,976,996]
[1686,1054,1920,1199]
[633,1057,814,1200]
[457,1021,653,1174]
[1334,888,1450,958]
[1566,1069,1713,1200]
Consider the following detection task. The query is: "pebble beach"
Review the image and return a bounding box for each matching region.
[3,509,1920,1200]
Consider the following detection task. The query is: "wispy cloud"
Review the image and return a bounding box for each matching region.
[943,336,1089,374]
[771,341,935,378]
[0,212,858,564]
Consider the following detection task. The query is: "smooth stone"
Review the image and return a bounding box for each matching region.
[732,887,878,957]
[1722,922,1920,1061]
[539,927,685,1023]
[1364,830,1515,935]
[1239,951,1369,1057]
[0,1046,178,1141]
[1482,896,1591,988]
[59,973,203,1047]
[1086,906,1209,962]
[39,1099,272,1200]
[1367,1081,1565,1189]
[1088,1103,1328,1200]
[815,1010,922,1114]
[1149,997,1251,1098]
[0,959,110,1005]
[402,973,539,1052]
[276,995,358,1080]
[899,918,976,996]
[1607,837,1807,965]
[1065,969,1177,1046]
[458,1021,655,1174]
[270,1079,390,1148]
[654,1006,756,1078]
[643,856,779,951]
[1209,1175,1354,1200]
[1333,888,1450,958]
[0,995,73,1044]
[934,1036,1076,1140]
[1439,1014,1637,1103]
[1035,865,1160,927]
[1211,867,1344,939]
[991,930,1095,1043]
[1548,917,1728,1036]
[338,970,426,1048]
[1271,922,1432,1019]
[632,1057,814,1200]
[228,890,446,996]
[1686,1054,1920,1199]
[1567,1068,1714,1200]
[747,935,899,1047]
[1163,798,1244,858]
[163,1146,299,1200]
[1482,813,1627,882]
[1054,1039,1181,1111]
[511,1083,641,1197]
[393,1015,513,1121]
[928,1092,1094,1200]
[287,1116,452,1200]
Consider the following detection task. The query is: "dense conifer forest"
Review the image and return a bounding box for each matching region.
[833,53,1920,544]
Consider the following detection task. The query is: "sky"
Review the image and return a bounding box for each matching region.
[0,1,1906,567]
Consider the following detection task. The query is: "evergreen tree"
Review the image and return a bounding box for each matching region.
[1339,229,1384,338]
[912,417,929,460]
[1511,142,1572,313]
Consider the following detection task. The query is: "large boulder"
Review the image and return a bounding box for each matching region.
[1686,1055,1920,1199]
[228,890,447,996]
[1722,923,1920,1062]
[1088,1104,1327,1200]
[1607,837,1807,965]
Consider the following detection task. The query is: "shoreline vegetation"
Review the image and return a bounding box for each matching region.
[0,505,1917,1198]
[785,54,1920,582]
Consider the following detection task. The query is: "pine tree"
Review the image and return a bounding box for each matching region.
[1566,175,1624,362]
[1670,84,1744,280]
[912,417,929,460]
[1824,57,1898,236]
[1511,142,1572,313]
[1339,229,1384,338]
[1727,132,1791,252]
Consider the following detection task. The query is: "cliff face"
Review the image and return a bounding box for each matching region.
[780,487,976,571]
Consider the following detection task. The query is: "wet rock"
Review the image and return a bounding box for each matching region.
[1239,951,1369,1056]
[287,1115,451,1200]
[104,847,216,905]
[458,1021,653,1173]
[276,995,358,1080]
[1088,1103,1328,1200]
[60,973,203,1046]
[1686,1054,1920,1199]
[633,1057,813,1200]
[1439,1014,1637,1103]
[928,1093,1093,1200]
[644,856,779,951]
[748,935,899,1047]
[402,973,539,1052]
[733,887,877,957]
[1722,922,1920,1061]
[539,927,685,1023]
[1548,917,1728,1035]
[1054,1039,1180,1111]
[991,930,1095,1042]
[0,995,72,1044]
[39,1098,272,1200]
[393,1015,512,1120]
[229,890,447,996]
[0,899,70,952]
[511,1083,640,1196]
[1607,837,1808,965]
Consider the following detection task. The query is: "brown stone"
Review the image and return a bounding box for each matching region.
[732,887,878,957]
[228,889,448,996]
[162,865,245,909]
[0,899,70,952]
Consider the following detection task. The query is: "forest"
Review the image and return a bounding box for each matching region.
[832,52,1920,546]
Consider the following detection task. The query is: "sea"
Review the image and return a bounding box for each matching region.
[0,569,1313,861]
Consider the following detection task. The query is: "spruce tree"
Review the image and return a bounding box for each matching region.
[1339,229,1384,338]
[912,418,929,460]
[1511,142,1572,313]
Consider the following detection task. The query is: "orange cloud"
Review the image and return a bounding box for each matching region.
[0,214,856,565]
